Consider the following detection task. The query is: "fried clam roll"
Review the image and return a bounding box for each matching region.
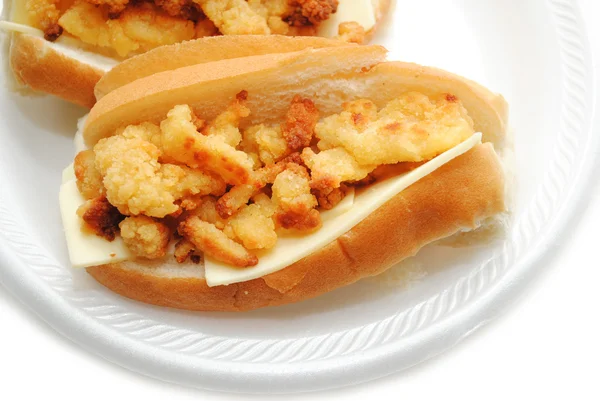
[57,41,508,311]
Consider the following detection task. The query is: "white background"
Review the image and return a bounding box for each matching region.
[1,1,599,400]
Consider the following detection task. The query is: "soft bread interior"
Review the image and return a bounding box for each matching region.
[84,45,507,148]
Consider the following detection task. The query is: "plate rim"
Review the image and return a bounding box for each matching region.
[0,0,598,393]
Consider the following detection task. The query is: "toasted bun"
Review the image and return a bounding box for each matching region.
[87,143,506,311]
[5,1,389,107]
[94,36,352,100]
[84,45,507,148]
[84,44,387,144]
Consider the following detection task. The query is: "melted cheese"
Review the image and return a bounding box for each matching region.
[318,0,377,38]
[0,21,118,72]
[204,133,482,287]
[59,179,132,268]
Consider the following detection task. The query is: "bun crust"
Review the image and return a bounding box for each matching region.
[87,143,506,311]
[94,36,352,100]
[9,35,103,108]
[83,44,388,145]
[83,45,507,148]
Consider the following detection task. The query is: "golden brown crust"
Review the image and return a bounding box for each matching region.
[366,62,509,147]
[9,34,103,108]
[281,95,320,151]
[178,216,259,267]
[78,196,125,241]
[87,143,506,311]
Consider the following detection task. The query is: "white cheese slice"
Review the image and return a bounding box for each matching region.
[0,21,118,72]
[59,180,132,268]
[51,40,118,73]
[204,133,483,287]
[318,0,377,38]
[323,186,355,219]
[57,132,481,278]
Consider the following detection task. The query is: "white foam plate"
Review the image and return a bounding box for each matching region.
[0,0,598,394]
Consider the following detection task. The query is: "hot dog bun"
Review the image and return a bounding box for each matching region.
[88,143,504,311]
[81,42,508,311]
[93,36,353,100]
[84,44,507,148]
[3,0,391,108]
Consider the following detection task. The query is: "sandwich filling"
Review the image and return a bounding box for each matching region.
[15,0,372,58]
[62,90,478,275]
